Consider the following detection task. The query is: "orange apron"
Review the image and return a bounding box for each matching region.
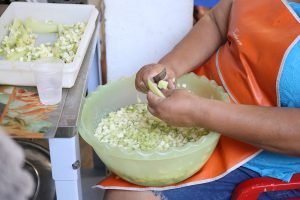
[96,0,300,190]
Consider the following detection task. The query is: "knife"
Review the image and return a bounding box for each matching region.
[153,68,167,84]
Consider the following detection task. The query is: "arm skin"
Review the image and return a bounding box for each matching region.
[135,0,232,92]
[159,0,232,77]
[142,0,300,156]
[203,101,300,156]
[147,90,300,157]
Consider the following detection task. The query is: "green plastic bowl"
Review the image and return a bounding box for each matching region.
[79,73,229,186]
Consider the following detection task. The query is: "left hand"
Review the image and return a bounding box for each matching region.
[147,89,205,127]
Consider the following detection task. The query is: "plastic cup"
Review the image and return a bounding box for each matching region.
[32,58,64,105]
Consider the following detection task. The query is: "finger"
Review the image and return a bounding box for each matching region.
[167,78,176,90]
[135,70,143,91]
[163,89,175,97]
[138,81,148,93]
[135,70,148,93]
[147,91,162,108]
[147,92,159,117]
[141,65,164,85]
[147,104,157,117]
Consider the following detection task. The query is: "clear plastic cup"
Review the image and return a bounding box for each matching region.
[32,58,64,105]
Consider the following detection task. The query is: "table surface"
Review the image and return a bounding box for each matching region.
[0,4,98,138]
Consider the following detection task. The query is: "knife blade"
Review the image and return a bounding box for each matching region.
[153,68,167,84]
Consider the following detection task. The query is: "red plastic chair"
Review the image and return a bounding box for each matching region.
[231,173,300,200]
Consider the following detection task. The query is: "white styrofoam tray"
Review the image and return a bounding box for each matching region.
[0,2,98,88]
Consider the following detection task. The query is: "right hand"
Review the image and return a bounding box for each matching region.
[147,89,205,127]
[135,63,177,93]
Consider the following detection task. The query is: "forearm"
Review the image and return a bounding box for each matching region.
[196,100,300,156]
[159,16,223,77]
[159,0,232,77]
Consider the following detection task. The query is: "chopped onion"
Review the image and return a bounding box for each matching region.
[95,103,208,151]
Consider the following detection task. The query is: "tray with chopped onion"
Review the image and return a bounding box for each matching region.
[0,2,98,88]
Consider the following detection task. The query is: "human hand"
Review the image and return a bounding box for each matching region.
[135,64,176,93]
[147,89,206,127]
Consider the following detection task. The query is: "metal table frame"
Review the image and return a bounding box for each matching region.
[49,21,101,200]
[0,5,102,199]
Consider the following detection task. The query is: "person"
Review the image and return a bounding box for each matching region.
[104,0,300,199]
[0,128,34,200]
[193,0,219,21]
